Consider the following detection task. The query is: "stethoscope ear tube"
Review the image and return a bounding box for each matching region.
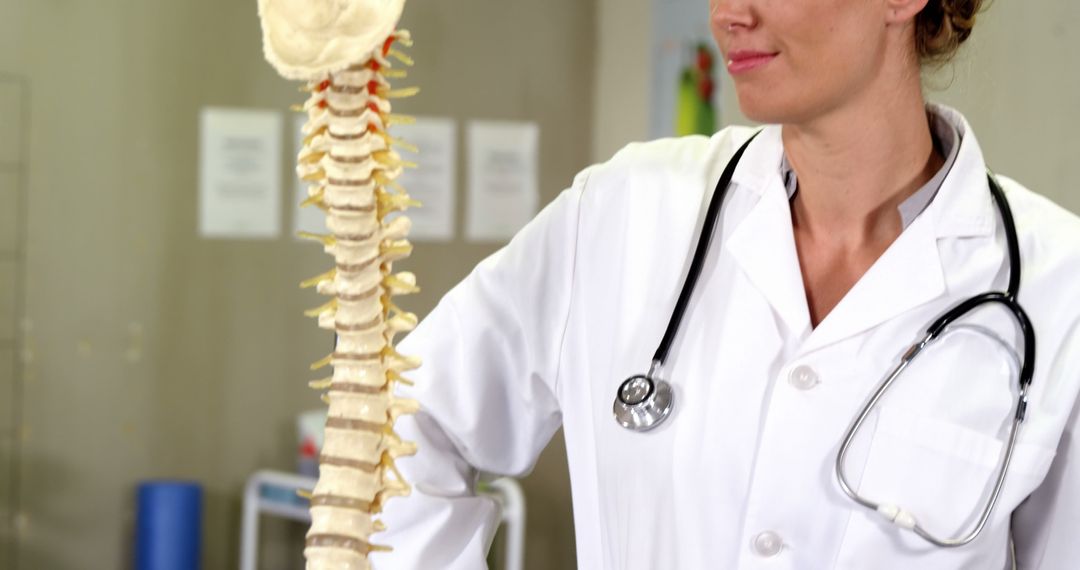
[923,174,1035,394]
[924,292,1036,397]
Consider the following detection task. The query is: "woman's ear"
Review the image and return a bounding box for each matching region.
[884,0,931,24]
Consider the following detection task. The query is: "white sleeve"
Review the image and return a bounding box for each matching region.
[1010,321,1080,568]
[371,169,592,569]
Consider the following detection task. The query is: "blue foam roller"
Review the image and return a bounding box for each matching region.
[135,480,203,570]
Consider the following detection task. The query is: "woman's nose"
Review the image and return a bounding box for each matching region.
[710,0,756,33]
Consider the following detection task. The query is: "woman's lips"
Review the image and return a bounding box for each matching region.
[726,51,778,74]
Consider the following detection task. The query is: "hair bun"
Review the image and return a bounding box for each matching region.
[943,0,979,37]
[916,0,984,64]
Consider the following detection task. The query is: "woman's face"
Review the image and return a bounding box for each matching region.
[710,0,899,125]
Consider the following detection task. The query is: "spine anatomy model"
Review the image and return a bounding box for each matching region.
[258,1,420,567]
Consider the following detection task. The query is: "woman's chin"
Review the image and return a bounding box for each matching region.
[735,88,809,125]
[736,94,782,124]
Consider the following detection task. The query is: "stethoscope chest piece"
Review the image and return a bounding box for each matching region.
[613,374,674,432]
[611,134,760,435]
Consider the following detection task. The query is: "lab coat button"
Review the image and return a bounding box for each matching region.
[752,531,784,557]
[788,365,820,390]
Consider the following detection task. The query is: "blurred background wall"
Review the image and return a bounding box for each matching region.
[0,0,592,568]
[0,0,1077,569]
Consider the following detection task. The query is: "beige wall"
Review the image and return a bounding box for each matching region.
[928,2,1080,213]
[592,0,652,163]
[0,0,29,566]
[0,0,593,568]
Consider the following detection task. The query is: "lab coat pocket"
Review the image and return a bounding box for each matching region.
[835,405,1056,565]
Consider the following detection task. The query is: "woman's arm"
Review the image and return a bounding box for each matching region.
[371,168,593,569]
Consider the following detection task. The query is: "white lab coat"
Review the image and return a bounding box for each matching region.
[373,104,1080,569]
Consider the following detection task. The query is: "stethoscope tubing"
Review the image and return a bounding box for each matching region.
[835,330,1028,547]
[835,173,1033,547]
[650,132,762,369]
[614,133,760,432]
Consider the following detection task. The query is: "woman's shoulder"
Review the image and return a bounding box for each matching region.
[996,174,1080,256]
[992,175,1080,340]
[602,125,757,172]
[575,125,759,198]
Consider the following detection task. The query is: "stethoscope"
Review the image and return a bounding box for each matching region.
[612,132,1036,547]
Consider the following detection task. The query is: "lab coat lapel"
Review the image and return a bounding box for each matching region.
[724,129,813,337]
[800,211,945,354]
[800,104,996,354]
[725,178,947,356]
[720,108,995,354]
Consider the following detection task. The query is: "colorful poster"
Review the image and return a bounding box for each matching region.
[650,0,723,138]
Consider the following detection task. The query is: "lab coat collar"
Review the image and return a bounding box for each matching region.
[728,104,996,239]
[923,103,996,239]
[804,210,945,353]
[725,131,813,336]
[721,104,994,350]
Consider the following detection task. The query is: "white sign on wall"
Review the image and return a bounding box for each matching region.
[390,117,457,242]
[465,121,539,242]
[198,108,282,239]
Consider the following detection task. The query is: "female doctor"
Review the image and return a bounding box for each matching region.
[373,0,1080,567]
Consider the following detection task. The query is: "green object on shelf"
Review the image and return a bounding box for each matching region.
[675,44,718,136]
[676,69,698,136]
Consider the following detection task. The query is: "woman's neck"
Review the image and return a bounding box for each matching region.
[782,75,946,327]
[782,83,944,247]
